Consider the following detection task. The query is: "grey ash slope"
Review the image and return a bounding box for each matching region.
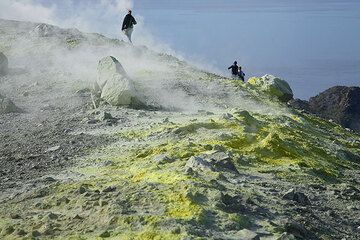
[0,19,360,240]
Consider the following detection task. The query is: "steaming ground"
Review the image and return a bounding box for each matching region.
[0,18,276,199]
[1,19,360,239]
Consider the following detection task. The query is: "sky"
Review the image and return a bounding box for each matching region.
[0,0,359,99]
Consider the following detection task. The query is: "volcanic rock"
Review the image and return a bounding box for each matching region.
[282,189,310,205]
[247,74,293,102]
[96,56,137,106]
[185,156,213,171]
[308,86,360,132]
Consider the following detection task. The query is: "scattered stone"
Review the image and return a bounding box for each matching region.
[1,225,15,235]
[79,186,87,194]
[22,91,29,97]
[31,230,41,237]
[0,94,22,114]
[184,167,194,175]
[171,226,181,234]
[221,113,233,120]
[153,154,174,164]
[99,111,113,121]
[99,231,111,238]
[288,99,310,112]
[185,156,213,172]
[217,133,234,141]
[76,88,91,94]
[10,213,21,219]
[97,160,115,167]
[56,196,70,206]
[277,232,296,240]
[102,186,117,193]
[236,229,260,240]
[137,111,147,117]
[204,144,213,150]
[217,193,245,213]
[213,144,226,152]
[208,151,238,173]
[99,199,108,207]
[46,146,61,152]
[282,189,311,205]
[87,118,99,124]
[206,111,214,115]
[0,52,8,76]
[47,212,59,220]
[340,185,360,200]
[42,224,55,236]
[43,176,57,182]
[15,229,27,236]
[284,221,312,239]
[71,215,82,221]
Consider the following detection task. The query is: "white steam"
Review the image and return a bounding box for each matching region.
[0,0,175,54]
[101,0,133,13]
[0,0,56,24]
[0,1,287,115]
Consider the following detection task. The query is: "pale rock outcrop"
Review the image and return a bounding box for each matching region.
[247,74,293,102]
[31,23,57,37]
[30,23,83,41]
[95,56,136,106]
[0,52,8,76]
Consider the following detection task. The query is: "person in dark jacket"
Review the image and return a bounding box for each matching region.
[228,61,239,78]
[238,66,245,82]
[122,10,137,43]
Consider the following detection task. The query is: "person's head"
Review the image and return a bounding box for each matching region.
[128,10,132,15]
[234,61,237,65]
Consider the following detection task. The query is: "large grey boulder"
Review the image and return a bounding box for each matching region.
[0,52,8,76]
[247,74,293,102]
[96,56,136,106]
[0,94,21,114]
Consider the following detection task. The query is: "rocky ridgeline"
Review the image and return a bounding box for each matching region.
[290,86,360,133]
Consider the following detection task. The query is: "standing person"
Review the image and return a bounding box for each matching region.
[238,66,245,82]
[122,10,137,43]
[228,61,239,79]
